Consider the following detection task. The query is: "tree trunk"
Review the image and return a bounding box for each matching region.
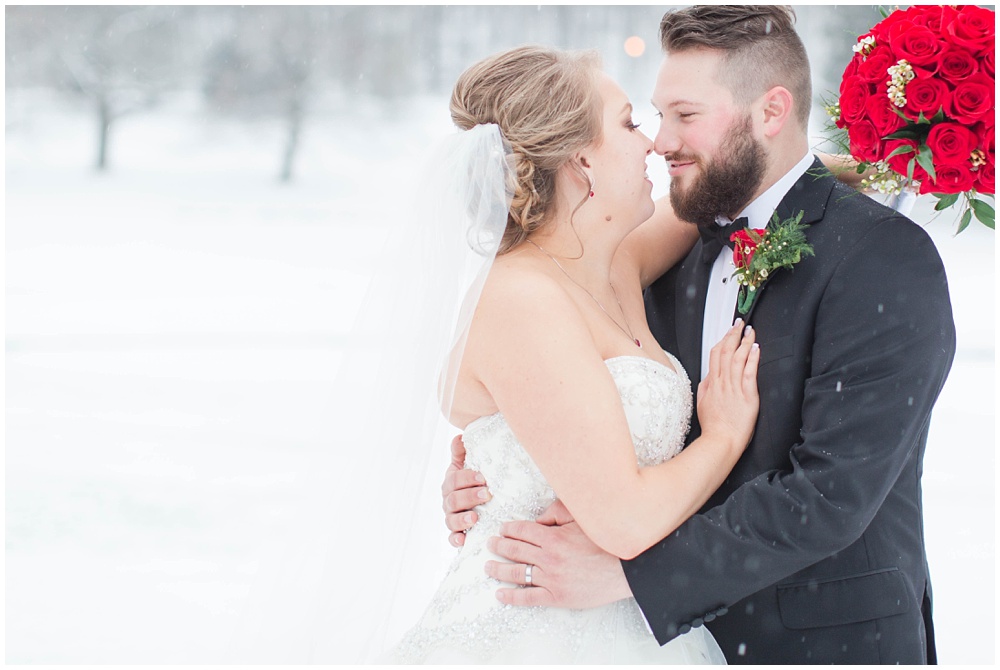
[279,98,302,183]
[96,96,111,171]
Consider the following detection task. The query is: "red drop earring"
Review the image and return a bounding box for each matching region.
[589,190,595,198]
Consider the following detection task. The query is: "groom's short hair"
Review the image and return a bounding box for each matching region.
[659,5,811,130]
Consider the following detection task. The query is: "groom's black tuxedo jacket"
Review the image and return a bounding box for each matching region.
[626,159,956,664]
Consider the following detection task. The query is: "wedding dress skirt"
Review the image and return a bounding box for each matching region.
[385,354,726,664]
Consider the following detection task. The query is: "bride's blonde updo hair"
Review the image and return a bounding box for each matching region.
[450,45,603,254]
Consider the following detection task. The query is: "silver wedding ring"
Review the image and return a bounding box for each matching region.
[525,564,534,585]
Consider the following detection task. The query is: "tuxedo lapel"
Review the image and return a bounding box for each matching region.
[733,157,835,326]
[677,242,713,391]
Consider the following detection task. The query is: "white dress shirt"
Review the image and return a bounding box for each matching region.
[699,152,814,381]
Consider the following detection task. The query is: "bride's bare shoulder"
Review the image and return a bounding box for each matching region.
[474,252,583,333]
[464,251,599,384]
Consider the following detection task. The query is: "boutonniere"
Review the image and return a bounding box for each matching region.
[730,211,814,315]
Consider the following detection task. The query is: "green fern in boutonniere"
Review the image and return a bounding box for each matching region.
[730,211,814,315]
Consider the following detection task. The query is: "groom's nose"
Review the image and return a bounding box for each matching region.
[652,119,680,157]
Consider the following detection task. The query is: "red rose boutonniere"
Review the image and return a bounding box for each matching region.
[731,211,814,315]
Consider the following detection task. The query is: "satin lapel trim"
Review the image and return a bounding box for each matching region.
[774,158,834,226]
[733,157,835,325]
[678,242,713,381]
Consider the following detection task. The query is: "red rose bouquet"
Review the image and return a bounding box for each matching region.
[828,4,995,232]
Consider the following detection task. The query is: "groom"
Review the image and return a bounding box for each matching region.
[443,6,955,664]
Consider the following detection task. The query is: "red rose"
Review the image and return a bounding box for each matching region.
[975,162,994,194]
[984,48,995,78]
[927,162,976,193]
[946,73,995,124]
[848,120,882,163]
[938,46,979,82]
[926,123,977,165]
[982,112,995,133]
[884,18,917,46]
[842,54,861,81]
[903,77,952,119]
[871,13,909,43]
[946,5,996,55]
[975,121,995,174]
[730,228,764,269]
[891,25,945,68]
[865,94,905,137]
[980,121,995,158]
[910,5,957,34]
[839,76,872,125]
[909,5,941,28]
[857,46,894,83]
[885,138,929,182]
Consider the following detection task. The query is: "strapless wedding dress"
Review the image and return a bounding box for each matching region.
[385,353,726,664]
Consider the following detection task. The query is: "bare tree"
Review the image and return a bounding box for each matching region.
[202,6,343,182]
[7,6,189,170]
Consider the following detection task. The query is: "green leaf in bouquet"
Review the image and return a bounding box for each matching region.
[884,127,921,141]
[930,108,946,124]
[886,144,916,159]
[934,193,960,211]
[906,157,916,181]
[891,107,911,122]
[957,208,972,234]
[970,198,995,229]
[916,145,937,181]
[879,6,890,18]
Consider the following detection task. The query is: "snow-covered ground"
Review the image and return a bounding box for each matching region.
[5,95,995,664]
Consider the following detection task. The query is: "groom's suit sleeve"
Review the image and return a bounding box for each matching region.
[623,210,956,643]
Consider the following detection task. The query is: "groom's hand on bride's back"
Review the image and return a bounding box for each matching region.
[442,434,491,547]
[484,500,633,608]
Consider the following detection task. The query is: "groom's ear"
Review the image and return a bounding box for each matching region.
[759,85,794,138]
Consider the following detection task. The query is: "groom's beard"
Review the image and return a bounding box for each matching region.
[667,114,766,227]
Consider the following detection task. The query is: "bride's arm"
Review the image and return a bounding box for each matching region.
[468,273,758,560]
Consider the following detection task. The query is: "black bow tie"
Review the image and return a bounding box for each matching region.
[699,217,749,263]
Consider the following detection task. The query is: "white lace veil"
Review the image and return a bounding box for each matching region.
[227,124,513,662]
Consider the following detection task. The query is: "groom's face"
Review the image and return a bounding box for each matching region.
[651,49,766,224]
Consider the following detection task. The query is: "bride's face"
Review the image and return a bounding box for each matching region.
[581,73,655,227]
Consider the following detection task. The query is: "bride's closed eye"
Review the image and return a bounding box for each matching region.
[626,120,642,131]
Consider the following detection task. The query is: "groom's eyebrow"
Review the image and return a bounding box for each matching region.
[663,100,700,108]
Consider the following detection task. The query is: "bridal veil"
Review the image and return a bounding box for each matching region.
[227,124,513,661]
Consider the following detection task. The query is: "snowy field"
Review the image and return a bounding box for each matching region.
[6,94,995,664]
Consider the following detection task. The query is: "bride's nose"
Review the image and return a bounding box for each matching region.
[641,131,654,154]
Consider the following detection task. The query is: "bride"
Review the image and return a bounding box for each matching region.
[382,45,760,664]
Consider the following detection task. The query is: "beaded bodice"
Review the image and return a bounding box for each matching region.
[463,354,692,536]
[387,353,695,663]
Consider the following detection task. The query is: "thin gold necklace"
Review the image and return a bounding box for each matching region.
[527,238,641,349]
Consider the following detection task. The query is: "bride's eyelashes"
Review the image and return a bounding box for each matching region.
[626,120,641,131]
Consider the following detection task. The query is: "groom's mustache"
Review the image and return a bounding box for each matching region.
[663,152,700,165]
